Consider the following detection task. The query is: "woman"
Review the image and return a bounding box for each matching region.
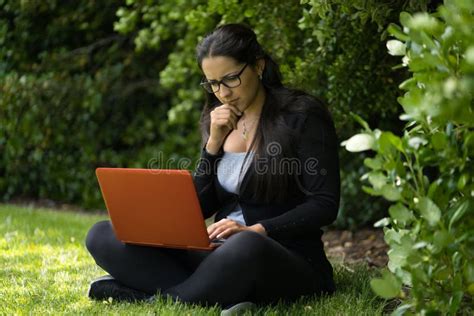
[86,23,340,312]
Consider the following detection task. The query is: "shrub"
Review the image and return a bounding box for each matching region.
[342,0,474,313]
[0,1,199,208]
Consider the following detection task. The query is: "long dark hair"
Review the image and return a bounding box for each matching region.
[196,23,331,203]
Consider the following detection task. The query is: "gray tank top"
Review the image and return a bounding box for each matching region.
[216,151,254,225]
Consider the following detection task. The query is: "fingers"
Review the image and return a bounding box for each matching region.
[218,103,242,117]
[208,219,243,240]
[211,116,236,131]
[207,218,227,238]
[211,107,240,130]
[214,108,240,122]
[213,111,239,124]
[215,227,238,239]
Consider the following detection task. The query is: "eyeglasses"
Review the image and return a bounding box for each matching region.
[200,63,248,93]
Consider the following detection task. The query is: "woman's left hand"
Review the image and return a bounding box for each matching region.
[207,219,267,240]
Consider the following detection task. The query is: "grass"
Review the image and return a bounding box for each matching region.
[0,203,387,315]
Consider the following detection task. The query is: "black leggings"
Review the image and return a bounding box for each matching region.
[85,220,331,307]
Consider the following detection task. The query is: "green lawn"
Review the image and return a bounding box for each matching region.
[0,204,387,315]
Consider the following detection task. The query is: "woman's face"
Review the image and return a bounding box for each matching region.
[201,56,263,113]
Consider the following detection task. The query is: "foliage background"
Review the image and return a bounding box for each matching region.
[0,0,435,228]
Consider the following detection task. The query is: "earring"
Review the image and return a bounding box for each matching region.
[258,74,263,80]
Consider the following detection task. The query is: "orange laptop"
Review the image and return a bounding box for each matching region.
[96,168,222,251]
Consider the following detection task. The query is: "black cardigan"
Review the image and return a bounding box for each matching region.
[193,95,340,280]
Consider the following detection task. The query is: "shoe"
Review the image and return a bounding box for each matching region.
[87,275,153,302]
[220,301,257,315]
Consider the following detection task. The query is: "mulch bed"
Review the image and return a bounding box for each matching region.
[323,228,388,268]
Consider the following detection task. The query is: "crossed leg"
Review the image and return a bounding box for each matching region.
[86,220,329,307]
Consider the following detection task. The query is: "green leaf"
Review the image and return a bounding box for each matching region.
[370,270,401,299]
[456,173,469,190]
[417,197,441,226]
[395,159,406,178]
[448,199,470,231]
[407,12,441,34]
[433,230,451,253]
[448,291,464,315]
[350,112,371,131]
[387,23,409,41]
[452,251,462,269]
[368,172,386,190]
[379,132,404,154]
[398,88,423,119]
[433,265,451,281]
[364,157,382,170]
[384,228,402,244]
[244,8,254,18]
[362,185,382,196]
[399,12,412,28]
[382,184,401,201]
[389,203,414,226]
[431,132,447,150]
[464,262,474,283]
[407,266,429,283]
[427,181,439,199]
[468,284,474,296]
[388,235,413,270]
[399,77,416,90]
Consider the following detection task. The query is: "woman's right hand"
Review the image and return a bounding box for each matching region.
[206,103,242,154]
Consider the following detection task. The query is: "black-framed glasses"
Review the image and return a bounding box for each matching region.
[200,63,248,93]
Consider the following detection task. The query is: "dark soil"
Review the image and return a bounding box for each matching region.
[323,229,388,268]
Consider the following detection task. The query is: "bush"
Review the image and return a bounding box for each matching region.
[342,0,474,313]
[0,1,199,208]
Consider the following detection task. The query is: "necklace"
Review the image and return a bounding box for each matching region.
[241,116,259,140]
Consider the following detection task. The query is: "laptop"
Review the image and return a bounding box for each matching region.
[95,168,223,251]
